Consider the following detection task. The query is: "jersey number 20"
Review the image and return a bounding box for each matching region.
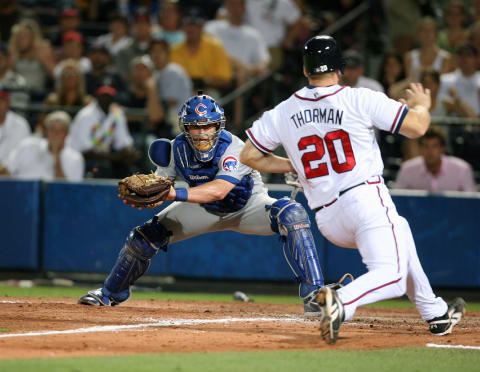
[298,130,356,179]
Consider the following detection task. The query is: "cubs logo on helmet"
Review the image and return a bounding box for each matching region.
[195,103,207,116]
[222,156,239,172]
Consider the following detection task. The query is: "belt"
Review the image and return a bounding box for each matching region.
[313,177,381,213]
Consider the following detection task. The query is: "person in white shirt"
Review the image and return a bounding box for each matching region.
[341,50,384,92]
[245,0,301,70]
[0,89,30,175]
[67,86,136,178]
[5,111,84,181]
[206,0,271,127]
[438,44,480,117]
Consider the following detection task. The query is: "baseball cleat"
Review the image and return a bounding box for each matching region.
[303,289,321,318]
[317,287,344,344]
[303,274,354,318]
[78,288,119,306]
[428,297,466,336]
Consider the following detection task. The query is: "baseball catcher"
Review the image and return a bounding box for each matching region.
[78,92,351,316]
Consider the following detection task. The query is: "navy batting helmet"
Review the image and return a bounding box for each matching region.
[178,91,226,162]
[303,35,346,75]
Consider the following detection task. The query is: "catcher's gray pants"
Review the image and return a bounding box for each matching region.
[156,192,277,243]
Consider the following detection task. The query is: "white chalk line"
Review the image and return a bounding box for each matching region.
[0,317,307,339]
[426,343,480,350]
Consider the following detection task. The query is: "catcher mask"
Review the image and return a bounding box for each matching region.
[178,92,226,162]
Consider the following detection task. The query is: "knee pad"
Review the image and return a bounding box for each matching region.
[104,218,172,296]
[269,197,324,296]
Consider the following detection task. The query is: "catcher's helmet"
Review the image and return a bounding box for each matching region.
[178,91,226,162]
[303,35,346,75]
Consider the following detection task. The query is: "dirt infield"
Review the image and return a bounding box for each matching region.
[0,297,478,359]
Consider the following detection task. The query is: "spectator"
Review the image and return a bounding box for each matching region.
[117,55,166,136]
[437,0,469,54]
[8,19,55,100]
[468,20,480,69]
[404,17,452,82]
[377,52,406,96]
[67,85,136,179]
[341,50,384,92]
[439,44,480,117]
[54,31,91,78]
[49,8,83,51]
[5,111,84,181]
[115,12,154,79]
[394,126,477,192]
[421,68,447,117]
[170,7,232,95]
[37,59,93,135]
[85,44,125,96]
[205,0,270,127]
[148,38,192,136]
[244,0,301,71]
[0,89,30,175]
[205,0,270,76]
[0,42,29,113]
[94,14,131,57]
[152,0,185,46]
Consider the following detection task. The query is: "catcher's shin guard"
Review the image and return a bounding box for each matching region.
[269,198,324,299]
[103,217,171,300]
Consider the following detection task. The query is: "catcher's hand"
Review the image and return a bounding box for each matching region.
[118,173,174,209]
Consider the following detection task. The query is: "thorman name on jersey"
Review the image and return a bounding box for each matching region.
[290,107,344,129]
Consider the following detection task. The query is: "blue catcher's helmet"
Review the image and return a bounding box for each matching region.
[178,92,226,162]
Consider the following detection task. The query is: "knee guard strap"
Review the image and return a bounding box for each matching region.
[269,197,324,298]
[104,217,172,298]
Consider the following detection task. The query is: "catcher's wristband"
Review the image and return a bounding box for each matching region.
[174,188,188,202]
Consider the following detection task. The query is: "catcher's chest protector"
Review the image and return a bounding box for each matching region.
[173,132,232,187]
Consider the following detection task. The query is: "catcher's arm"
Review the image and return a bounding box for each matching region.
[167,179,236,203]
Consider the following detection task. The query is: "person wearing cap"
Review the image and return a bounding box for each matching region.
[4,110,84,181]
[85,44,126,96]
[54,31,92,78]
[94,14,132,57]
[340,50,384,92]
[66,85,136,178]
[0,41,29,113]
[148,38,191,135]
[0,89,31,175]
[438,44,480,117]
[117,55,166,137]
[115,12,154,79]
[170,7,232,94]
[49,8,83,50]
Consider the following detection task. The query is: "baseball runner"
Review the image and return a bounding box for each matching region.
[78,92,337,315]
[240,35,466,344]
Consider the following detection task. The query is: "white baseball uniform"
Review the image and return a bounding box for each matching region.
[246,84,448,322]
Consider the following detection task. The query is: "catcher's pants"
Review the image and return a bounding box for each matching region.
[315,182,448,322]
[156,192,277,243]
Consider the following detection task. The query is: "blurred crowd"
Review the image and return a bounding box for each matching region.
[0,0,478,192]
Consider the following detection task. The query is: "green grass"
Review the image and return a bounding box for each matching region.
[0,348,478,372]
[1,285,480,310]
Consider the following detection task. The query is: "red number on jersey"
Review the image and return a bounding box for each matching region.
[298,130,356,179]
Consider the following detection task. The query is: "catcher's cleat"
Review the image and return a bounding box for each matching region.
[317,287,344,344]
[428,297,466,336]
[78,288,120,307]
[303,289,321,318]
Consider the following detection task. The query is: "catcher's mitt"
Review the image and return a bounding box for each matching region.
[118,173,174,208]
